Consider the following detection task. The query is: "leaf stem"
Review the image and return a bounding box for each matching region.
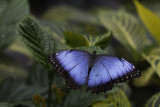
[48,71,54,107]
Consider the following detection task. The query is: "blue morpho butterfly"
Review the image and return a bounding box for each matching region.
[48,49,141,93]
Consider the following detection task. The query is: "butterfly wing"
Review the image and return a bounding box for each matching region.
[49,50,91,89]
[87,58,113,93]
[87,55,140,93]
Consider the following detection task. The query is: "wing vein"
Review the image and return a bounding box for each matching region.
[101,57,129,75]
[101,57,119,66]
[98,57,113,81]
[68,58,89,72]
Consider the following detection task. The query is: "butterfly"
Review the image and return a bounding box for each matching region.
[48,50,141,93]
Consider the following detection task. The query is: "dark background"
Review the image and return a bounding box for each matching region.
[29,0,120,16]
[29,0,148,16]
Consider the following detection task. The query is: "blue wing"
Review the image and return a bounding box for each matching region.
[49,50,91,89]
[87,55,140,93]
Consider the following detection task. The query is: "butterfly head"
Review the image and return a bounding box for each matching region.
[92,51,97,55]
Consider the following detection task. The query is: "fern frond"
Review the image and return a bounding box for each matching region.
[16,17,56,69]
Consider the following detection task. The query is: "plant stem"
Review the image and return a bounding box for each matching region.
[48,71,54,107]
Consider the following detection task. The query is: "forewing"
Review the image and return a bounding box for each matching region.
[49,50,90,89]
[99,56,141,84]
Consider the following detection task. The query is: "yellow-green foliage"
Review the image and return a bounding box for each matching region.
[134,0,160,42]
[99,10,151,53]
[92,88,131,107]
[145,92,160,107]
[142,47,160,76]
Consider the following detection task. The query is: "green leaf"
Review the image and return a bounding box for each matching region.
[92,88,131,107]
[142,46,160,77]
[0,0,29,48]
[107,88,131,107]
[63,88,105,107]
[99,10,151,53]
[63,31,89,48]
[117,84,131,98]
[145,92,160,107]
[94,31,112,49]
[10,21,69,55]
[16,17,56,69]
[134,0,160,42]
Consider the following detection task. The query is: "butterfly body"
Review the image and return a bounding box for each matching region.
[49,50,141,93]
[89,51,97,68]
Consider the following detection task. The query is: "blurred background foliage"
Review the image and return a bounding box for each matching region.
[0,0,160,107]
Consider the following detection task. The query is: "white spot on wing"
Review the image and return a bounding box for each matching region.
[121,58,125,61]
[133,66,135,69]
